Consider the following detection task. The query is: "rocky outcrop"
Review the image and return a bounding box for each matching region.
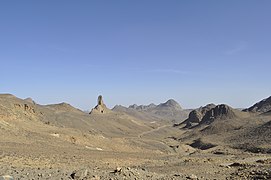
[24,98,36,105]
[90,95,109,114]
[187,110,202,124]
[185,104,216,128]
[0,175,14,180]
[14,103,36,114]
[185,104,236,128]
[243,96,271,113]
[200,104,236,125]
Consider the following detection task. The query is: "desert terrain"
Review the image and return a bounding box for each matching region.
[0,94,271,180]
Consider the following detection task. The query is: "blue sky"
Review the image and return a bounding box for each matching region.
[0,1,270,110]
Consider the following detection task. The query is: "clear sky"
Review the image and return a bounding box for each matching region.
[0,1,270,110]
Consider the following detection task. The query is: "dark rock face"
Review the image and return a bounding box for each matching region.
[243,96,271,113]
[190,139,217,150]
[200,104,236,125]
[97,95,104,106]
[263,110,271,115]
[185,104,216,127]
[188,110,202,124]
[184,104,236,128]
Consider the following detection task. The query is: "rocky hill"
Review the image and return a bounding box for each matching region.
[176,97,271,155]
[200,104,237,125]
[0,94,153,138]
[183,104,238,128]
[182,104,216,128]
[243,96,271,113]
[45,102,84,114]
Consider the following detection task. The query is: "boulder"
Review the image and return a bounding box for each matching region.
[0,175,14,180]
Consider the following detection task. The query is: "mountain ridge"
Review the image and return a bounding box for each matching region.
[243,96,271,113]
[113,99,189,123]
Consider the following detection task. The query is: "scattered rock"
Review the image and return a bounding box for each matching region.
[90,175,100,180]
[213,151,226,155]
[190,139,217,150]
[50,133,60,138]
[70,172,77,179]
[228,162,244,167]
[80,169,88,179]
[0,175,14,180]
[256,159,267,164]
[114,167,122,173]
[14,103,36,114]
[187,174,198,179]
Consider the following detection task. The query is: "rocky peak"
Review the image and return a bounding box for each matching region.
[128,104,138,109]
[188,110,203,124]
[90,95,109,114]
[97,95,104,106]
[201,104,216,112]
[157,99,182,110]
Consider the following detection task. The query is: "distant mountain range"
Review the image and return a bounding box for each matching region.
[113,99,191,123]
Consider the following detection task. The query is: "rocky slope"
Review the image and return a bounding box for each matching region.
[243,96,271,113]
[230,119,271,153]
[0,94,155,147]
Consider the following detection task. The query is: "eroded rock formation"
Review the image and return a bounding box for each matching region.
[90,95,109,114]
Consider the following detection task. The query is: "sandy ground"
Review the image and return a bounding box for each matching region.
[1,126,271,180]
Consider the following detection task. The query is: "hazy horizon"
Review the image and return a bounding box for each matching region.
[1,1,270,110]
